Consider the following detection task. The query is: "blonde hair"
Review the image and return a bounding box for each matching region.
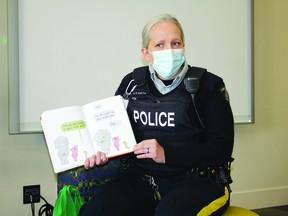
[142,14,185,49]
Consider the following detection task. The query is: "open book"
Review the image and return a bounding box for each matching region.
[41,95,136,173]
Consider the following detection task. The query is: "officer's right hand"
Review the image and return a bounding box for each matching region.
[84,151,108,169]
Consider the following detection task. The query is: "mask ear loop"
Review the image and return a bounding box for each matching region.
[123,79,137,99]
[146,49,152,55]
[144,48,155,61]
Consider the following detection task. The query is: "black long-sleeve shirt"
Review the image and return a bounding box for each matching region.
[116,65,234,170]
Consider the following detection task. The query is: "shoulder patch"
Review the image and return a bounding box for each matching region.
[219,86,230,102]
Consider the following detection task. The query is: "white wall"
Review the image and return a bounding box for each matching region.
[0,0,288,215]
[230,0,288,208]
[1,1,57,215]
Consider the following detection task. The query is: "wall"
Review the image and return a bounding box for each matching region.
[231,0,288,208]
[0,1,57,215]
[0,0,287,215]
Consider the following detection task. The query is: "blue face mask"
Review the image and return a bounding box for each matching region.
[150,48,185,80]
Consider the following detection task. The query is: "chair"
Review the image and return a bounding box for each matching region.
[57,161,259,216]
[57,158,120,202]
[222,206,259,216]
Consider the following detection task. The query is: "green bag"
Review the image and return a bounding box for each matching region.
[52,185,84,216]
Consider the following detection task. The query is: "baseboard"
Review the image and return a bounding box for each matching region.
[230,186,288,209]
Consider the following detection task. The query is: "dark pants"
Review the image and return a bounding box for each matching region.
[79,166,229,216]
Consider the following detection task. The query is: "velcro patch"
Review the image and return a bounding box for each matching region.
[219,86,230,102]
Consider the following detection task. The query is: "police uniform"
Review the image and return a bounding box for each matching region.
[79,65,234,216]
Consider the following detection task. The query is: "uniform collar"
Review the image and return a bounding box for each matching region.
[149,61,188,95]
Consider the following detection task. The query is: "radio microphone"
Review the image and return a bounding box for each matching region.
[184,77,200,94]
[184,76,204,128]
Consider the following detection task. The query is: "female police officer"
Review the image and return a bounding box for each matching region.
[79,14,234,216]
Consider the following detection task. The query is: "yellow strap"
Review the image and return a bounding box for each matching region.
[197,187,230,216]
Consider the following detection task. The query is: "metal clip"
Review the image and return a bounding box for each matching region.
[142,175,162,201]
[149,176,161,201]
[123,79,137,99]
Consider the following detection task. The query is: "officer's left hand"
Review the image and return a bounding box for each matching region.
[133,139,165,164]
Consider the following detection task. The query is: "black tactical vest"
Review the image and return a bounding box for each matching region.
[124,67,205,176]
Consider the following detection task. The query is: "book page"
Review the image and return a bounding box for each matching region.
[82,95,136,158]
[41,106,95,173]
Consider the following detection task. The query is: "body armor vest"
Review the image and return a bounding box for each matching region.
[124,67,205,176]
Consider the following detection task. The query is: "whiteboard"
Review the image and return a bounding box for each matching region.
[8,0,253,133]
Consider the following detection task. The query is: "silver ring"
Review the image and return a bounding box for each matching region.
[146,147,150,154]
